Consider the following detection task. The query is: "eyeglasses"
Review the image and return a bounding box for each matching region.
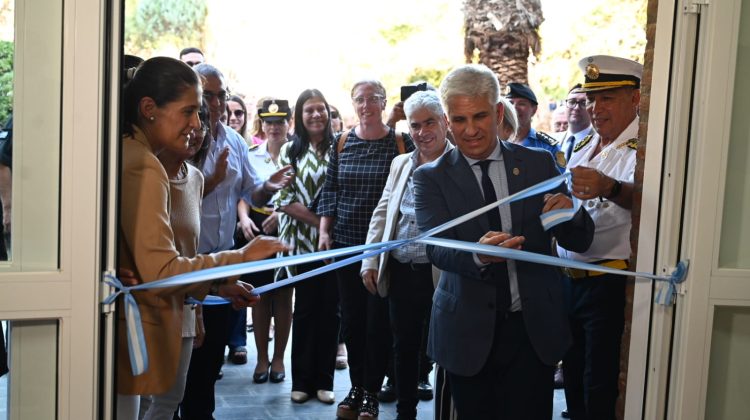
[330,111,339,119]
[203,91,228,103]
[231,109,245,118]
[565,99,587,109]
[352,95,384,105]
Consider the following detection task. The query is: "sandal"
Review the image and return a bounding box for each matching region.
[336,386,363,420]
[357,390,379,419]
[228,346,248,365]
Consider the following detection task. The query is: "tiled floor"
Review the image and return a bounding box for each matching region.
[213,327,569,420]
[0,322,569,420]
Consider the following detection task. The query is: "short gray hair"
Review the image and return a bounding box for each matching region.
[193,63,224,82]
[404,90,445,120]
[439,64,499,112]
[498,96,518,140]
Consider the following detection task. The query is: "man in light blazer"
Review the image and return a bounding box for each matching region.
[413,64,595,420]
[361,90,451,420]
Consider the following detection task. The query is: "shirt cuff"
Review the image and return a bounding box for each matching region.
[473,253,489,269]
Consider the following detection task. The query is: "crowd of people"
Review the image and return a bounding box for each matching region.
[115,45,643,420]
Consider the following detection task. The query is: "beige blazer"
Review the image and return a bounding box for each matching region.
[361,147,449,297]
[117,127,243,395]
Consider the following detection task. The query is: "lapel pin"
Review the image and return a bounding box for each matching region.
[512,167,520,176]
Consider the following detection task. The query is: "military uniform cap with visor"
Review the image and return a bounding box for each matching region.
[578,55,643,92]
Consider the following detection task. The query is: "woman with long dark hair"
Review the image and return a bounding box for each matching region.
[275,89,340,404]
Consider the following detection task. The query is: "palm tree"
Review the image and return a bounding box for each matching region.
[463,0,544,86]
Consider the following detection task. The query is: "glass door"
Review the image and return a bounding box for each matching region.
[0,0,116,418]
[665,0,750,418]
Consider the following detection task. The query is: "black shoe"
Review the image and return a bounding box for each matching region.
[561,409,570,418]
[269,370,286,383]
[216,369,223,381]
[253,368,269,384]
[416,379,433,401]
[377,378,396,403]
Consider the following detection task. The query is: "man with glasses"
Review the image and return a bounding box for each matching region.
[559,84,593,164]
[179,63,293,420]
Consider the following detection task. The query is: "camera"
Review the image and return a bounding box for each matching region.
[400,82,428,102]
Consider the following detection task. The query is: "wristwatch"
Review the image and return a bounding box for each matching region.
[606,179,623,199]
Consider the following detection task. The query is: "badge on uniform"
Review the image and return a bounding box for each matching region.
[555,151,567,168]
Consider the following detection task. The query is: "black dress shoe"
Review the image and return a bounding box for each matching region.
[253,369,269,384]
[416,379,433,401]
[377,378,396,403]
[269,370,286,383]
[561,409,570,418]
[216,369,223,380]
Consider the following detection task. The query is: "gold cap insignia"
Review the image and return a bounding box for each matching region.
[585,64,600,80]
[503,85,512,96]
[268,102,279,113]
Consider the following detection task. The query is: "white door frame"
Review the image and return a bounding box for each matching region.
[0,0,114,418]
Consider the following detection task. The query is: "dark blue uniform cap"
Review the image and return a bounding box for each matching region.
[504,83,538,105]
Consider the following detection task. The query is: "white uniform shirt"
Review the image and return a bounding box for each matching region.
[557,117,638,262]
[247,140,282,207]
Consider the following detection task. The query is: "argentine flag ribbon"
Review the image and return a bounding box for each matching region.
[105,172,688,376]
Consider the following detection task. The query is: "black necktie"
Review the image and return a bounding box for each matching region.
[565,135,575,161]
[477,160,511,311]
[478,160,501,230]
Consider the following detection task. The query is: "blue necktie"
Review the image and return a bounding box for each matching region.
[565,135,575,162]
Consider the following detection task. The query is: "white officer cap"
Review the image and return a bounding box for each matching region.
[578,55,643,92]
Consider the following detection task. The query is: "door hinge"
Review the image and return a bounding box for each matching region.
[684,0,708,14]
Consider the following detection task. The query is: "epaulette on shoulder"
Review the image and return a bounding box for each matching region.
[249,143,260,151]
[573,134,593,152]
[616,138,638,150]
[536,131,558,146]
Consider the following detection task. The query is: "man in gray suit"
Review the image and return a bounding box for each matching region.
[413,64,594,419]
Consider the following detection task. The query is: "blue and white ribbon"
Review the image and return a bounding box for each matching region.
[105,172,688,375]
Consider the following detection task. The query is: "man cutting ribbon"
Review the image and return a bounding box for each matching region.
[413,64,595,420]
[558,54,643,420]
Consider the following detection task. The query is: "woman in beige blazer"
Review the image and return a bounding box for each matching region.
[116,57,287,420]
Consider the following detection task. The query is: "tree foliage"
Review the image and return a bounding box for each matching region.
[0,40,12,124]
[125,0,207,56]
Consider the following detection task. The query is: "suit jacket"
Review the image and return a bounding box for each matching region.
[361,150,448,296]
[117,127,243,395]
[413,141,594,376]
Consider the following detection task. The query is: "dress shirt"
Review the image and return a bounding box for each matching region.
[560,125,593,162]
[557,118,638,262]
[462,140,522,311]
[247,140,282,207]
[198,123,263,253]
[391,152,429,264]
